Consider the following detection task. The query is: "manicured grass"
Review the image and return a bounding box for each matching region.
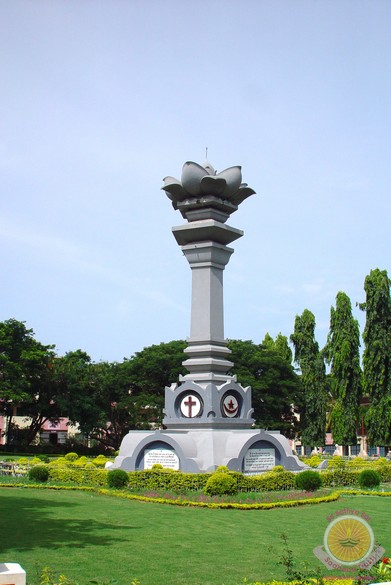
[1,488,391,585]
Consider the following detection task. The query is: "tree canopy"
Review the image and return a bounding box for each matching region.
[228,338,302,437]
[0,318,56,444]
[361,269,391,446]
[324,291,362,445]
[290,309,328,447]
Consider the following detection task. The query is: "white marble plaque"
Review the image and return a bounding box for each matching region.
[244,447,275,473]
[144,448,179,470]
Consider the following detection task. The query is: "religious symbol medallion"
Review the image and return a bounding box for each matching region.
[222,394,239,417]
[180,394,202,418]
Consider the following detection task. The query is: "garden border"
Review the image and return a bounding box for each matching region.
[1,483,391,510]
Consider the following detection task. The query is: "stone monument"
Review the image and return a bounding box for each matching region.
[114,160,304,473]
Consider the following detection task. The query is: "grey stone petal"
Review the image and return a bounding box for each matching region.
[162,175,181,187]
[201,161,215,175]
[162,176,187,201]
[200,175,226,196]
[216,166,242,197]
[230,186,256,206]
[181,161,207,196]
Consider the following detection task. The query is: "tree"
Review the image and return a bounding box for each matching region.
[57,341,189,450]
[324,292,362,445]
[0,319,55,445]
[360,269,391,446]
[228,339,303,437]
[51,350,106,444]
[50,352,140,450]
[122,340,187,396]
[290,310,328,447]
[106,338,303,438]
[262,332,293,364]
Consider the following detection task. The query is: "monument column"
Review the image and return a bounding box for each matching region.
[184,241,230,343]
[114,158,305,473]
[161,160,256,427]
[172,219,243,384]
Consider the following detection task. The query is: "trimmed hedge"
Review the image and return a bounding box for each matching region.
[17,458,391,493]
[204,472,238,496]
[127,470,209,492]
[28,465,49,483]
[302,455,322,468]
[295,470,322,491]
[358,468,381,488]
[375,462,391,482]
[235,471,296,492]
[107,468,129,489]
[48,466,108,487]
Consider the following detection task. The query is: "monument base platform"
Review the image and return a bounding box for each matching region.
[113,428,305,473]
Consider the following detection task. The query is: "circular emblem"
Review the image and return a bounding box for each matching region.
[324,515,374,566]
[180,394,202,418]
[222,394,239,417]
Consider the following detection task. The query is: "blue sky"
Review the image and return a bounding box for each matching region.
[1,1,390,362]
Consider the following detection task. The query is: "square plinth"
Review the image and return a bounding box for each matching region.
[0,563,26,585]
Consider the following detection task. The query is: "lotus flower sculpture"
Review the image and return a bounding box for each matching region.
[162,161,255,222]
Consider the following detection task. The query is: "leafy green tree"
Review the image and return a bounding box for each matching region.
[0,319,55,445]
[360,269,391,446]
[107,338,302,438]
[290,310,327,447]
[324,292,362,445]
[57,342,188,450]
[51,350,105,442]
[228,339,303,437]
[89,360,166,449]
[50,353,143,450]
[262,332,293,364]
[122,340,187,396]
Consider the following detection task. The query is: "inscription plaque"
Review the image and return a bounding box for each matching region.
[244,447,275,473]
[144,448,180,470]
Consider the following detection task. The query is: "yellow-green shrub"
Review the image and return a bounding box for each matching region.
[254,471,295,491]
[71,456,89,467]
[376,462,391,482]
[18,457,29,466]
[48,466,108,487]
[126,470,209,492]
[347,457,370,468]
[92,455,108,467]
[304,455,322,468]
[215,465,230,473]
[204,472,238,496]
[327,456,347,469]
[49,457,68,467]
[321,468,360,487]
[64,452,79,462]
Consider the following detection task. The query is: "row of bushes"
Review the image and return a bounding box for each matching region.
[3,453,111,470]
[28,463,384,494]
[302,454,391,469]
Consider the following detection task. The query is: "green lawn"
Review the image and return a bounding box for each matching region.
[1,488,391,585]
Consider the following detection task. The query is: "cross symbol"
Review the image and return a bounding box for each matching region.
[184,395,197,417]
